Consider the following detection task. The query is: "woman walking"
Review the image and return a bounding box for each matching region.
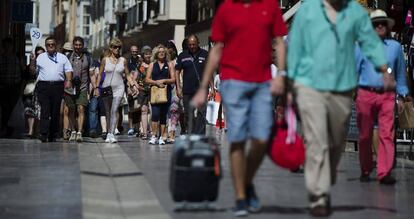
[145,45,176,145]
[96,38,138,143]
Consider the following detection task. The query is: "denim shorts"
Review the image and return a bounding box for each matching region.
[220,80,274,143]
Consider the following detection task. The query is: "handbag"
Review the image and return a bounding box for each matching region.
[150,86,168,104]
[399,101,414,129]
[100,58,117,98]
[23,81,37,95]
[101,86,113,97]
[268,104,305,171]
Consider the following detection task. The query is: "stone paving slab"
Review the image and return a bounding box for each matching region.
[78,141,169,219]
[119,136,414,219]
[0,139,82,219]
[79,141,142,176]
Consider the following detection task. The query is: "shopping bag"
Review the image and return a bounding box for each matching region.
[399,101,414,129]
[206,100,220,125]
[268,104,305,170]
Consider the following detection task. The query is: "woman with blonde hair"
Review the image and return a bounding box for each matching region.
[95,38,138,143]
[145,44,176,145]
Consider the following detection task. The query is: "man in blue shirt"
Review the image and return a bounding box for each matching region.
[355,9,409,186]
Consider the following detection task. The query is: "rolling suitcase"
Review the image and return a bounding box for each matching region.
[169,104,222,207]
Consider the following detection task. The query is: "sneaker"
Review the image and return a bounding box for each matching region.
[110,134,118,143]
[114,128,120,135]
[105,133,112,143]
[101,132,107,140]
[76,132,83,142]
[233,200,248,217]
[69,131,77,142]
[148,136,157,145]
[246,184,261,212]
[63,129,71,140]
[166,138,175,144]
[158,137,166,145]
[128,128,135,136]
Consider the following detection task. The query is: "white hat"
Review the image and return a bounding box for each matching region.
[62,42,73,51]
[370,9,395,29]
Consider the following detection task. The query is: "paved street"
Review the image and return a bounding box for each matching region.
[1,131,414,219]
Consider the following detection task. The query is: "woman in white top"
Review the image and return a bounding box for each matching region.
[95,38,138,143]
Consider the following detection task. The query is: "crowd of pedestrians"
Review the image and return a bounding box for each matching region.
[8,34,205,145]
[0,0,413,218]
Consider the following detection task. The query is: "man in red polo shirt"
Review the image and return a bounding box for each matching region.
[193,0,287,216]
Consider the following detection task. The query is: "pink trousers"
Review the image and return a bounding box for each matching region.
[356,89,395,179]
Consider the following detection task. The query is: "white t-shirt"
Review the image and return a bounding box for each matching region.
[36,52,73,81]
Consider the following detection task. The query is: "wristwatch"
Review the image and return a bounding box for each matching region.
[386,67,392,74]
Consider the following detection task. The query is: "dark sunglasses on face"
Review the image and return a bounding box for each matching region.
[111,45,121,49]
[46,43,55,47]
[373,21,387,27]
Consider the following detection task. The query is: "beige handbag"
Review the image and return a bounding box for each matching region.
[150,86,168,104]
[399,101,414,129]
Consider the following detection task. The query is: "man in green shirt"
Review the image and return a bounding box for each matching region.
[287,0,395,217]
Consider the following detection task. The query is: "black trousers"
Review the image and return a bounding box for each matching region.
[183,94,206,135]
[37,81,64,138]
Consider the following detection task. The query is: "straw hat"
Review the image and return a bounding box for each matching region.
[62,42,73,51]
[370,9,395,29]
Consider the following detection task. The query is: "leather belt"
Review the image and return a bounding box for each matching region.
[38,81,64,85]
[358,86,385,94]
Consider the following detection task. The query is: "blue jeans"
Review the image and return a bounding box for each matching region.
[89,97,99,133]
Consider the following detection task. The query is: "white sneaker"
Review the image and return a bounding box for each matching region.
[158,137,165,145]
[69,131,77,142]
[148,136,157,145]
[105,133,112,143]
[110,134,118,143]
[114,128,120,135]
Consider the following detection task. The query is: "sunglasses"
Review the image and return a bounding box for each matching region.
[46,43,56,47]
[373,21,387,27]
[111,45,121,49]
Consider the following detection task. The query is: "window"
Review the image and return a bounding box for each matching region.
[83,5,91,36]
[188,0,220,24]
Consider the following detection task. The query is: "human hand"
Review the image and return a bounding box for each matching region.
[383,72,396,91]
[191,89,207,108]
[270,76,285,96]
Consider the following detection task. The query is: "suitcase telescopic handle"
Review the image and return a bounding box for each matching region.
[189,101,215,138]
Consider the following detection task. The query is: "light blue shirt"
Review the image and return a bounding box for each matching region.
[356,39,409,96]
[287,0,387,92]
[36,52,73,81]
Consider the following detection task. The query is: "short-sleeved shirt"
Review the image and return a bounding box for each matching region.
[68,52,93,90]
[36,52,73,81]
[175,49,208,94]
[210,0,287,82]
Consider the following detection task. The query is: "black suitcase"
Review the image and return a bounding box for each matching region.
[169,105,221,203]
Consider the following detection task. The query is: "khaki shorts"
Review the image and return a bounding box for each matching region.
[64,90,88,109]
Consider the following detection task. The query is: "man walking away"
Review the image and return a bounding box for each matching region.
[192,0,287,216]
[287,0,395,217]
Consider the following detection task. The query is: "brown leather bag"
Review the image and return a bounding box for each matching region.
[399,101,414,129]
[150,86,168,104]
